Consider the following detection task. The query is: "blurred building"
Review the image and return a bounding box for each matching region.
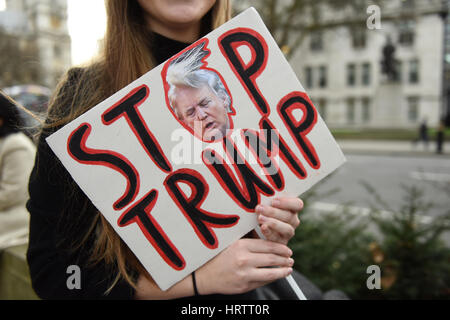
[289,0,447,129]
[0,0,71,89]
[234,0,448,129]
[443,0,450,125]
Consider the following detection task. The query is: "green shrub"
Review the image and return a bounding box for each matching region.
[292,182,450,299]
[365,183,450,299]
[291,186,375,298]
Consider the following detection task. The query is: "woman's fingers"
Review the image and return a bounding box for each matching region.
[242,238,292,257]
[260,215,294,239]
[249,266,293,284]
[243,239,295,284]
[256,204,300,228]
[270,197,304,213]
[249,252,294,268]
[254,197,303,244]
[256,204,290,222]
[197,238,294,295]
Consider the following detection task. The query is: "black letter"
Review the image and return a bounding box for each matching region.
[102,85,172,173]
[67,123,139,210]
[164,169,239,249]
[242,129,284,190]
[277,92,320,169]
[118,189,185,270]
[219,29,269,115]
[260,118,308,180]
[202,137,274,211]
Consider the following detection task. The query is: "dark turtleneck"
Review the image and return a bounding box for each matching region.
[151,32,192,65]
[149,6,212,65]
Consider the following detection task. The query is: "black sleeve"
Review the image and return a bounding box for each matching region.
[26,69,136,300]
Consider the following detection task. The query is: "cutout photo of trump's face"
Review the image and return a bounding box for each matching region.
[164,41,234,142]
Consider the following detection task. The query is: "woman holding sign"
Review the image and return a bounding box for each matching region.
[27,0,304,299]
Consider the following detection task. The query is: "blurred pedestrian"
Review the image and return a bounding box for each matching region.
[413,119,429,150]
[436,119,445,154]
[0,91,36,248]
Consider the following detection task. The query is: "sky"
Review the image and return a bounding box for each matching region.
[67,0,107,65]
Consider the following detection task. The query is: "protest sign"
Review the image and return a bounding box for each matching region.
[47,7,346,291]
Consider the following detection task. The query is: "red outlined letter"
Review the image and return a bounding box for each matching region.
[67,122,139,211]
[102,84,173,173]
[259,117,308,180]
[164,169,239,249]
[118,189,185,270]
[241,128,285,191]
[219,28,269,115]
[277,92,321,169]
[202,136,274,212]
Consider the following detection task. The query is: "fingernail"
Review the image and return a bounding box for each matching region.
[258,214,267,222]
[261,224,269,233]
[288,258,294,266]
[256,205,264,214]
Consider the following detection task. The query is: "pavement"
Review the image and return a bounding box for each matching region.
[337,139,450,157]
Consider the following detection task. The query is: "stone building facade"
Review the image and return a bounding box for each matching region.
[234,0,448,129]
[0,0,71,88]
[290,0,447,129]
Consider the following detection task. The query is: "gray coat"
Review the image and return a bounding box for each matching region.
[0,132,36,248]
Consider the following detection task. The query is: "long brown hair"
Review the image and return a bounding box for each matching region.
[45,0,232,293]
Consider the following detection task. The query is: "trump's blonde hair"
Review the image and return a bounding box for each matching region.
[166,43,231,117]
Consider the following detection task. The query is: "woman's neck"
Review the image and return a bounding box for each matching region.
[147,20,200,44]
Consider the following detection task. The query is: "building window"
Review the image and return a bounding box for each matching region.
[409,59,419,84]
[394,60,402,82]
[401,0,415,9]
[351,28,366,49]
[362,97,371,123]
[407,97,419,122]
[347,64,356,86]
[310,31,323,51]
[346,98,356,123]
[318,66,327,88]
[362,63,371,86]
[398,20,415,47]
[305,67,313,88]
[50,14,62,29]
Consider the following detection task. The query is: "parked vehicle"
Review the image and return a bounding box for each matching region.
[2,85,51,141]
[2,85,51,113]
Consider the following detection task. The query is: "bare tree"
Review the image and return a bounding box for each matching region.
[234,0,449,60]
[233,0,382,60]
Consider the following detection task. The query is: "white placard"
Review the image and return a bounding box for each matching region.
[47,8,346,291]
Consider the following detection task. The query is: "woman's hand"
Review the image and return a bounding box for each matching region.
[134,198,302,299]
[255,197,303,245]
[195,238,294,295]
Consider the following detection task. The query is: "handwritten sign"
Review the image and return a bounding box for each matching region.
[47,8,346,290]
